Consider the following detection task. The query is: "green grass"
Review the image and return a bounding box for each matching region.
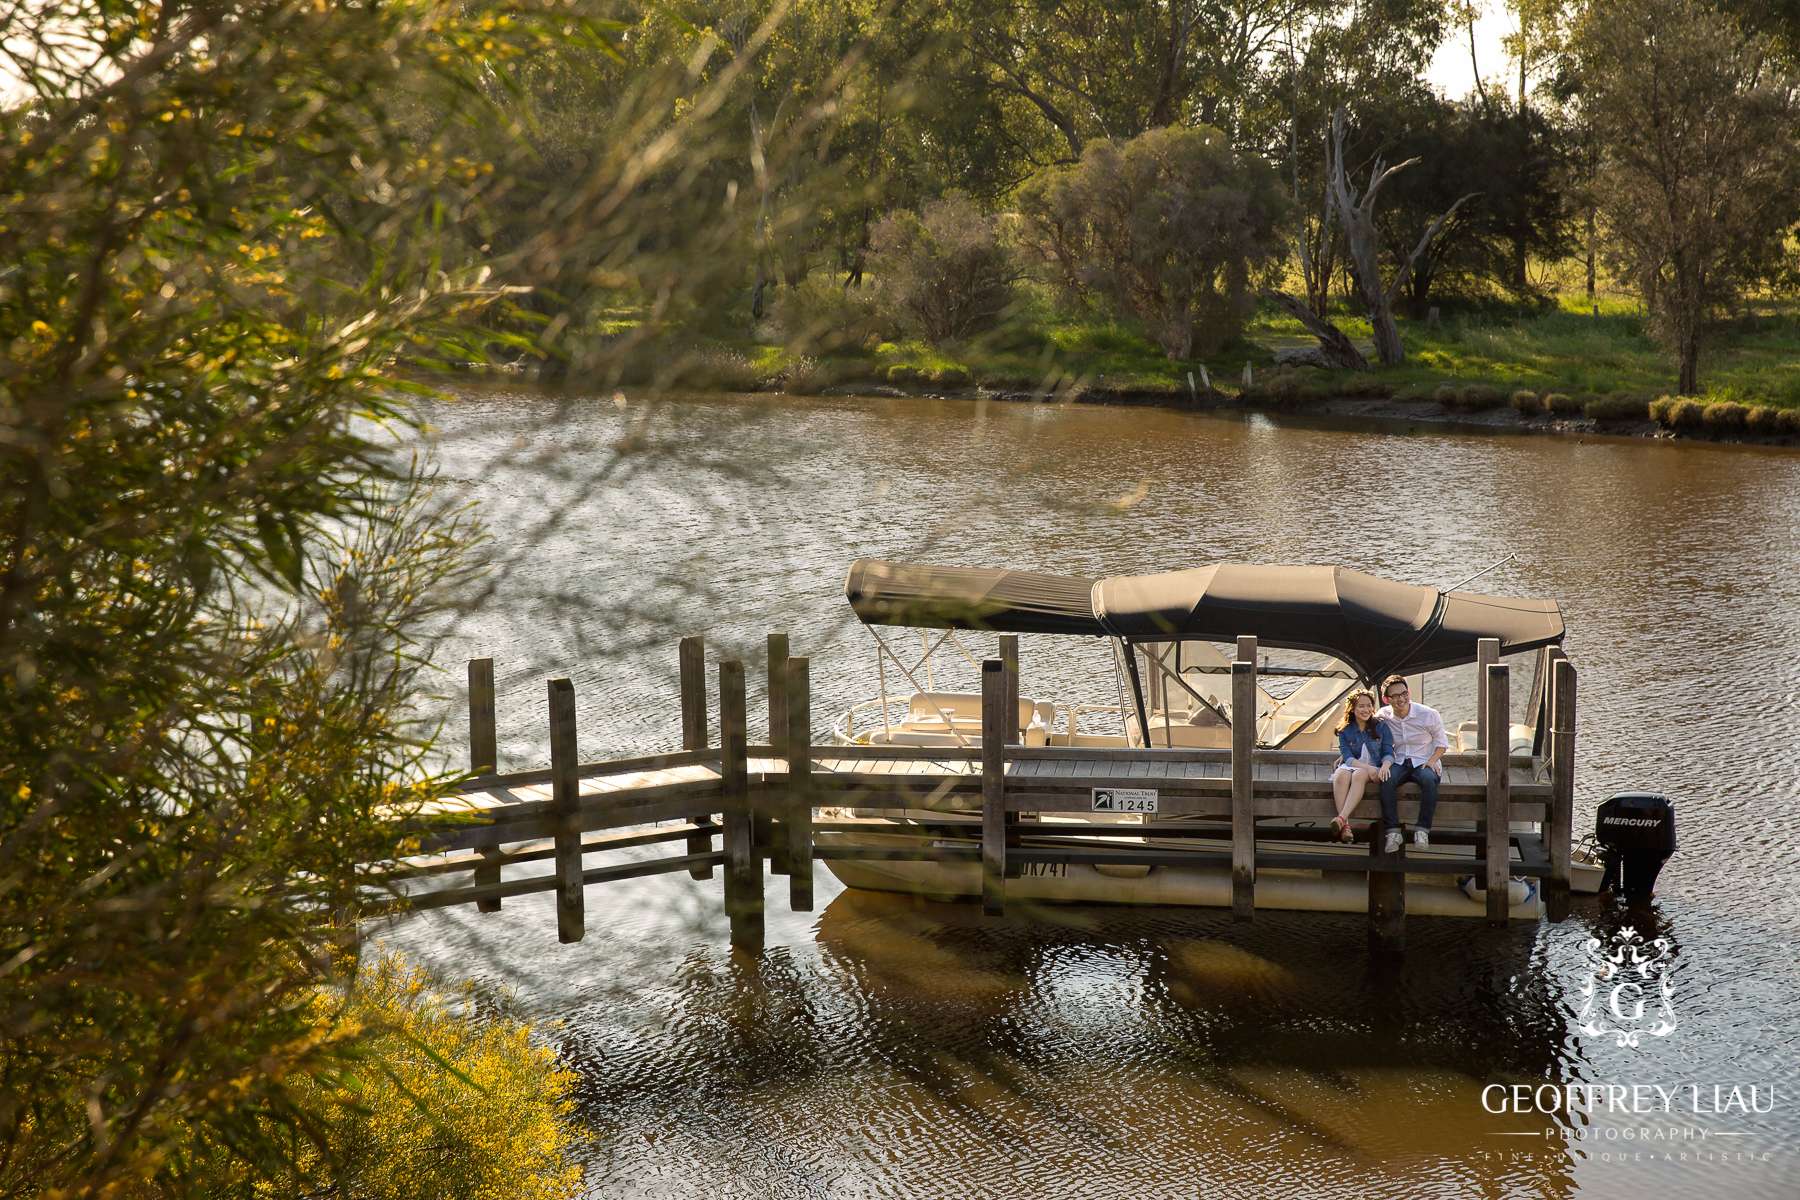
[559,281,1800,410]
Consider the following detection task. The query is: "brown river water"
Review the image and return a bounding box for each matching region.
[381,388,1800,1199]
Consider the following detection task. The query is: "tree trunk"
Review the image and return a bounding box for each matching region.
[1261,289,1369,370]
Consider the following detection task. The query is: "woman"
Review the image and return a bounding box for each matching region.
[1330,690,1393,842]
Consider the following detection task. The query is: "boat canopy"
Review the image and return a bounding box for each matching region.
[844,558,1564,682]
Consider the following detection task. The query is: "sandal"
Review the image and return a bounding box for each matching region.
[1331,815,1353,843]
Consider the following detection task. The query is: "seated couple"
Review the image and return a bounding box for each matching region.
[1328,675,1451,854]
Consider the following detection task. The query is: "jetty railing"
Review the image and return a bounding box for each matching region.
[389,635,1578,955]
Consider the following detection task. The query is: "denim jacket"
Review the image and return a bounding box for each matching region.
[1337,719,1394,768]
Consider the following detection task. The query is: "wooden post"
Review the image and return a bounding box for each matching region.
[767,632,790,748]
[469,658,502,911]
[1367,831,1405,954]
[999,634,1020,744]
[1231,653,1256,922]
[981,659,1006,917]
[679,635,707,751]
[763,632,789,876]
[785,656,813,912]
[548,677,584,944]
[720,659,763,953]
[1545,658,1577,922]
[469,658,497,772]
[1475,637,1500,749]
[998,633,1022,876]
[1485,662,1511,925]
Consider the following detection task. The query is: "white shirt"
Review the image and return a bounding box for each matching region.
[1376,700,1449,765]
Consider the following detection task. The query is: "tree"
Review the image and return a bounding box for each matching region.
[1326,106,1477,364]
[1578,0,1800,392]
[0,1,614,1194]
[872,195,1022,344]
[1017,126,1287,360]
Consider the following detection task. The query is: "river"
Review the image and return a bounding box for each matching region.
[380,386,1800,1199]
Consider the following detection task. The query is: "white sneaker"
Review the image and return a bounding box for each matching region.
[1383,829,1403,854]
[1413,829,1430,847]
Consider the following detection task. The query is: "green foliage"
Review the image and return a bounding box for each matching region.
[1016,126,1287,360]
[1578,0,1800,393]
[268,955,585,1200]
[0,1,606,1195]
[870,195,1020,345]
[772,280,887,355]
[1702,399,1750,429]
[1511,389,1543,414]
[1583,394,1646,420]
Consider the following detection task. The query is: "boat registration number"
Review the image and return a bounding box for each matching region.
[1092,788,1157,813]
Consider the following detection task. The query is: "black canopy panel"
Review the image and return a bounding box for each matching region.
[845,558,1564,678]
[843,559,1104,636]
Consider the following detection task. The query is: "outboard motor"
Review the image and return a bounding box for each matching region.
[1595,792,1677,901]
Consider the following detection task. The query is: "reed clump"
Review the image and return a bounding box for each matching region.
[1746,405,1781,433]
[1456,384,1508,410]
[1434,384,1458,404]
[1545,392,1582,416]
[1510,389,1543,415]
[1702,400,1749,430]
[1584,393,1648,420]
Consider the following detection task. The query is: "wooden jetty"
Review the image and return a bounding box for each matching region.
[393,634,1578,955]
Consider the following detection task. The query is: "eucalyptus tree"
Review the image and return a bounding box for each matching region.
[1577,0,1800,393]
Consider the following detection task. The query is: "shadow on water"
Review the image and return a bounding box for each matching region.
[550,885,1582,1198]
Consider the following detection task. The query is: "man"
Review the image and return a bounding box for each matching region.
[1375,674,1449,853]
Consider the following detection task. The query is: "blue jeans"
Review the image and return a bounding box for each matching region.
[1380,760,1440,831]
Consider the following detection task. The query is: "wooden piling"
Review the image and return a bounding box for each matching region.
[1545,658,1577,921]
[767,632,790,748]
[469,658,502,911]
[548,677,584,943]
[981,659,1006,917]
[719,659,763,952]
[763,633,790,876]
[1484,662,1511,925]
[469,657,497,772]
[1367,831,1405,954]
[1231,653,1256,922]
[1475,637,1500,749]
[785,655,813,912]
[999,633,1022,877]
[679,635,707,751]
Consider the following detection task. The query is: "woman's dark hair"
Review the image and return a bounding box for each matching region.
[1334,690,1381,736]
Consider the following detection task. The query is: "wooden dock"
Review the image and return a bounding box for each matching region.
[390,633,1578,955]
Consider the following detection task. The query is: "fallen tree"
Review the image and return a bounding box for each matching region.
[1260,288,1370,370]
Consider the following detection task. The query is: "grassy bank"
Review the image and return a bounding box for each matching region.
[553,285,1800,437]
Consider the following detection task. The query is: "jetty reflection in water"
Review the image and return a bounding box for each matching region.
[387,389,1800,1199]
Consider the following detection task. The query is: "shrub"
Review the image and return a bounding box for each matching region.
[1747,405,1781,433]
[886,364,929,385]
[1669,397,1707,427]
[1434,384,1458,404]
[1457,384,1507,410]
[271,955,586,1200]
[931,365,973,387]
[871,193,1019,346]
[1545,392,1582,416]
[1016,125,1286,359]
[771,279,885,354]
[1777,408,1800,435]
[1337,376,1394,399]
[1585,394,1649,420]
[1260,372,1322,405]
[1649,395,1680,424]
[1702,400,1748,430]
[1510,390,1543,416]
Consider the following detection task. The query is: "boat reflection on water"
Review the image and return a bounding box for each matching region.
[810,886,1578,1195]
